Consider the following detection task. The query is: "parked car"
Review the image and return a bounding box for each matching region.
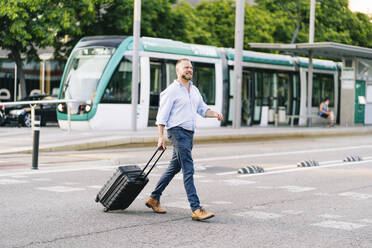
[2,95,58,127]
[0,103,5,126]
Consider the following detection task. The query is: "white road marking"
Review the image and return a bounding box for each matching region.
[87,185,102,189]
[216,171,237,176]
[254,186,274,189]
[96,168,116,171]
[312,221,366,230]
[164,201,210,210]
[234,211,282,220]
[252,206,266,210]
[222,179,256,186]
[0,179,28,185]
[36,186,86,193]
[277,185,316,193]
[217,160,344,176]
[197,179,215,183]
[63,182,80,185]
[10,175,28,178]
[1,158,371,179]
[319,214,342,219]
[238,160,372,178]
[313,192,331,196]
[338,192,372,200]
[175,174,204,180]
[282,210,303,215]
[194,144,372,163]
[32,178,52,182]
[210,201,233,205]
[360,219,372,224]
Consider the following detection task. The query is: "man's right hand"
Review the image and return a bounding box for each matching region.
[158,136,166,150]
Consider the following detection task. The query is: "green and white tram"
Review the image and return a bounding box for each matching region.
[57,36,223,130]
[57,36,338,130]
[225,49,338,126]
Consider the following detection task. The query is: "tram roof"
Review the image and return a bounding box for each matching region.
[225,49,295,67]
[77,36,127,49]
[249,42,372,61]
[139,37,221,58]
[226,49,337,70]
[296,57,337,71]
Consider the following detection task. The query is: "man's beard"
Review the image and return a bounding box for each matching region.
[182,73,192,80]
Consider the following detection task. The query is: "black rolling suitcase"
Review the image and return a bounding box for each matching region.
[95,147,165,212]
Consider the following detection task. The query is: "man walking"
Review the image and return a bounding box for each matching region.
[145,58,223,221]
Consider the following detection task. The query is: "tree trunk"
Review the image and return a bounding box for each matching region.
[10,47,27,99]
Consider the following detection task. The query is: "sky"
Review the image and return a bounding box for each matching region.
[349,0,372,15]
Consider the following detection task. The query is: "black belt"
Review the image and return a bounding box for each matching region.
[169,126,194,134]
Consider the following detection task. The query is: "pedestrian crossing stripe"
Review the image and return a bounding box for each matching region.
[278,185,316,193]
[36,186,86,192]
[312,221,366,230]
[282,210,303,215]
[338,192,372,200]
[0,179,28,185]
[318,214,342,219]
[222,179,256,185]
[234,211,283,220]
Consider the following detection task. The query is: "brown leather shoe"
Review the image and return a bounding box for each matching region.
[145,197,167,214]
[192,208,215,221]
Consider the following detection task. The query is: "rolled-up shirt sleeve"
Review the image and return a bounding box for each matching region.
[156,90,174,126]
[197,93,210,118]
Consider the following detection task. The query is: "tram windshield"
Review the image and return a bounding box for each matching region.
[60,47,115,106]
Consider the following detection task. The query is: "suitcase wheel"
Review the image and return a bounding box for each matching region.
[95,195,100,202]
[103,207,109,212]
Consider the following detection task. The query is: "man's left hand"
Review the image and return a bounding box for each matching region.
[216,112,223,121]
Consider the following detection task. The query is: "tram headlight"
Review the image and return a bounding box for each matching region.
[57,103,64,112]
[84,104,91,112]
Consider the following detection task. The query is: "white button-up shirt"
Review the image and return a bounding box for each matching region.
[156,80,210,131]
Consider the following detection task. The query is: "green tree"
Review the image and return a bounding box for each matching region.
[0,0,108,98]
[255,0,372,47]
[99,0,187,41]
[179,0,275,49]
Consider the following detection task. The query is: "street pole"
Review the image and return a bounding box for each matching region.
[307,50,313,127]
[307,0,316,126]
[41,60,45,94]
[309,0,316,44]
[32,114,40,170]
[131,0,141,131]
[233,0,245,129]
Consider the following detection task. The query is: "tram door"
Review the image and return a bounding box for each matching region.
[252,71,292,125]
[148,60,177,126]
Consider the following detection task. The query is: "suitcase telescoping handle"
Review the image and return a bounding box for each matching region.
[140,146,166,178]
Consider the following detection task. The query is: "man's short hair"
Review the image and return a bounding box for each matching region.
[176,58,191,67]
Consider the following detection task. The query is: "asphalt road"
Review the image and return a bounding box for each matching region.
[1,135,372,248]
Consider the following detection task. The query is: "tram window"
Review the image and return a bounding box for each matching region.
[193,63,215,105]
[166,62,177,86]
[150,62,162,107]
[311,73,334,107]
[61,47,115,102]
[101,60,140,104]
[277,73,290,111]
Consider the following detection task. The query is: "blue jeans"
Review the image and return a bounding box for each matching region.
[150,127,200,212]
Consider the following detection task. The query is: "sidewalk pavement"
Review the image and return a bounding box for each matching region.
[0,125,372,155]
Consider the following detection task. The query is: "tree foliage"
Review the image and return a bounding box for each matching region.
[0,0,109,97]
[255,0,372,47]
[1,0,372,97]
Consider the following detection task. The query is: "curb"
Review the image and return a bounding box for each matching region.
[37,128,372,153]
[2,128,372,154]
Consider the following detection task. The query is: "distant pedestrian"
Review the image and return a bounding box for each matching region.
[145,58,223,221]
[318,97,334,127]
